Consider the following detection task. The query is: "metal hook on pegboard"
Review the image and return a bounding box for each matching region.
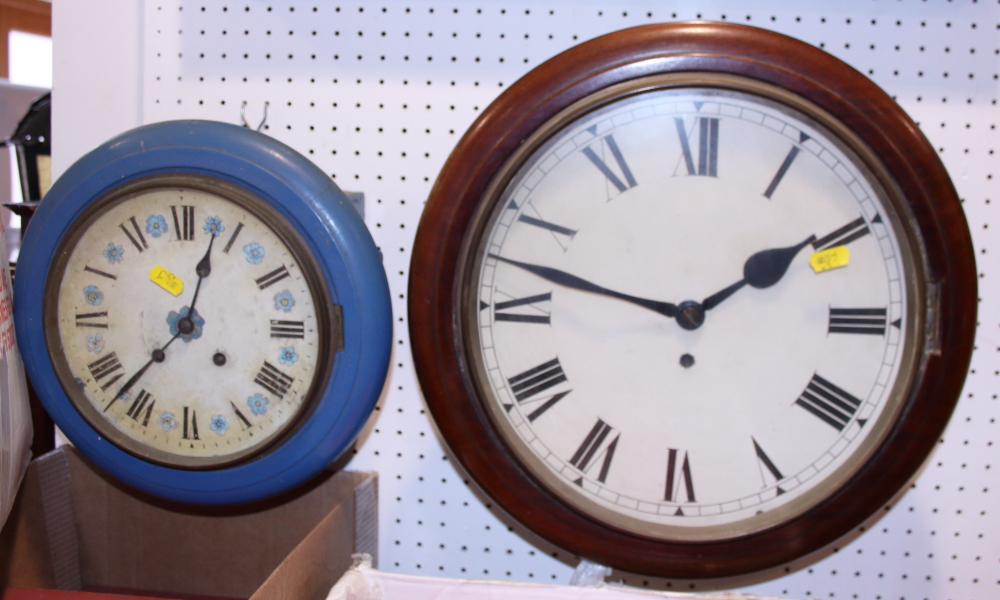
[240,100,268,132]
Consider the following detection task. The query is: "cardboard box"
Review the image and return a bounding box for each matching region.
[0,446,377,600]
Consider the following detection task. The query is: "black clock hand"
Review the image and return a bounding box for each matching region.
[106,332,182,410]
[107,234,217,410]
[701,235,817,311]
[186,233,215,317]
[490,254,677,318]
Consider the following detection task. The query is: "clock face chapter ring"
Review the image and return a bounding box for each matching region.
[15,121,393,505]
[42,172,337,470]
[409,22,976,578]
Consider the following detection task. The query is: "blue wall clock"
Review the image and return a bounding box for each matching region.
[15,121,392,505]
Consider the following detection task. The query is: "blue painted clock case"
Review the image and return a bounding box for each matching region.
[14,120,392,505]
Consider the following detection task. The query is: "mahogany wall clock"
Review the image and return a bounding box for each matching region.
[409,22,976,578]
[15,120,392,505]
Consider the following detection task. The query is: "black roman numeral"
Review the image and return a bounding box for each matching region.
[675,117,719,177]
[231,401,252,429]
[495,293,551,324]
[813,217,870,251]
[183,406,200,440]
[796,373,862,431]
[270,319,305,338]
[256,265,291,290]
[75,312,109,329]
[523,390,570,422]
[120,217,148,252]
[665,448,696,503]
[829,307,887,335]
[84,265,117,280]
[223,222,244,253]
[254,361,294,399]
[569,419,618,483]
[126,389,155,427]
[763,136,808,198]
[753,437,785,487]
[581,129,637,194]
[507,358,568,402]
[517,215,578,239]
[88,352,123,391]
[171,205,195,241]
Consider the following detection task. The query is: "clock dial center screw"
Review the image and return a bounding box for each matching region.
[679,354,695,368]
[177,317,195,335]
[213,352,227,366]
[675,300,706,331]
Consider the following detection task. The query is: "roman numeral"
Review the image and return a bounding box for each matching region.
[256,265,291,290]
[120,217,148,252]
[223,222,244,253]
[171,205,195,241]
[231,401,252,429]
[517,215,578,239]
[495,293,551,324]
[270,319,305,338]
[507,358,568,402]
[182,406,200,440]
[813,216,870,251]
[569,419,618,484]
[581,130,637,194]
[523,390,570,422]
[126,389,155,427]
[665,448,696,503]
[752,438,785,494]
[829,307,887,335]
[75,312,109,329]
[84,265,117,280]
[674,117,719,177]
[254,361,294,399]
[87,352,123,390]
[763,144,803,199]
[796,373,862,431]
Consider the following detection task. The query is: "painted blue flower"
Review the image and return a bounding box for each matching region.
[86,334,104,354]
[274,290,295,312]
[83,285,103,306]
[166,306,205,342]
[243,242,265,264]
[159,412,178,431]
[248,393,269,416]
[278,346,298,366]
[146,215,168,238]
[210,415,229,435]
[103,243,124,263]
[203,216,225,236]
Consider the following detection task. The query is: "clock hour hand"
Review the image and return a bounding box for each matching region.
[701,235,817,311]
[489,254,677,318]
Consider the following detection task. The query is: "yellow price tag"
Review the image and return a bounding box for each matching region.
[150,265,184,296]
[810,245,850,273]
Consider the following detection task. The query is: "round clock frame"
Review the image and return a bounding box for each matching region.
[15,120,392,505]
[408,22,976,578]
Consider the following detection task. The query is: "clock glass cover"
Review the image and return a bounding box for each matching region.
[463,75,922,541]
[47,174,335,469]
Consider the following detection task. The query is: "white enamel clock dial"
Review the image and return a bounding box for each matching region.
[47,175,331,469]
[466,80,921,540]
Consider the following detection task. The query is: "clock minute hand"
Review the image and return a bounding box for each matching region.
[489,254,677,318]
[701,235,817,311]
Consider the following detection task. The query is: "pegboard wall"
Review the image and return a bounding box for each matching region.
[54,1,998,598]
